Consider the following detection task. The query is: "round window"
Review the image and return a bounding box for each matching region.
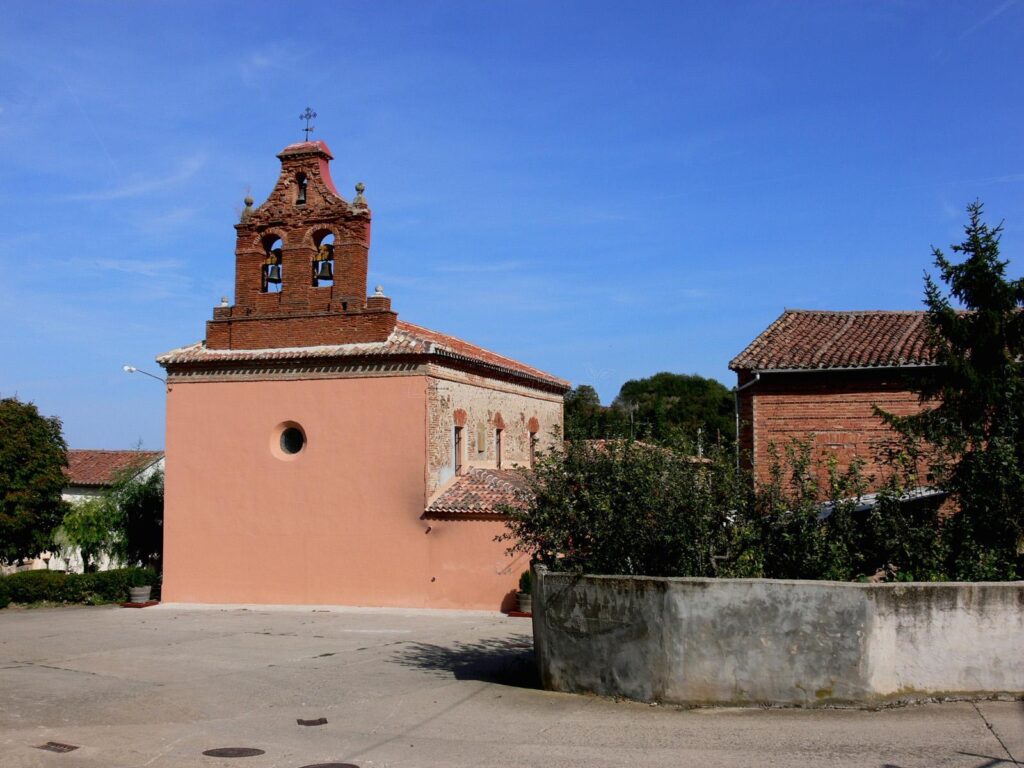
[280,427,305,455]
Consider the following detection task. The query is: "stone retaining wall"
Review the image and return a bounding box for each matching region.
[531,568,1024,706]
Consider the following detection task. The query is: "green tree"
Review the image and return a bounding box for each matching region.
[112,466,164,570]
[0,397,70,564]
[563,384,628,440]
[613,372,734,446]
[881,201,1024,579]
[57,462,164,573]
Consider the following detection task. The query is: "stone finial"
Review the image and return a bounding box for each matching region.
[352,182,367,208]
[240,196,254,222]
[374,285,385,297]
[220,296,230,307]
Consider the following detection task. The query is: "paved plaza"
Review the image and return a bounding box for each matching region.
[0,604,1020,767]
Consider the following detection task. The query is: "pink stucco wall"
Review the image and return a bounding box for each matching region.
[164,375,525,609]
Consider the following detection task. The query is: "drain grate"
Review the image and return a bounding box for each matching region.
[37,742,79,753]
[297,717,328,726]
[202,747,266,758]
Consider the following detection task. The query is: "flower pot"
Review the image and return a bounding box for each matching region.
[129,586,152,603]
[517,592,532,614]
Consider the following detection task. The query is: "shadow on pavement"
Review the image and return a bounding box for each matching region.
[390,634,539,689]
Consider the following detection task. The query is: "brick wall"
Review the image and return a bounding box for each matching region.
[205,307,397,349]
[206,140,383,351]
[738,369,930,491]
[425,368,564,500]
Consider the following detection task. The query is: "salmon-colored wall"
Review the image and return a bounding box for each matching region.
[164,375,524,609]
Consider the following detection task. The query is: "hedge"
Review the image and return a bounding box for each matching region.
[0,567,157,608]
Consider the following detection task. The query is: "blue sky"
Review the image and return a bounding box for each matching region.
[2,1,1023,450]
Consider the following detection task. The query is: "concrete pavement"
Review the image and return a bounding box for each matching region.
[0,603,1020,767]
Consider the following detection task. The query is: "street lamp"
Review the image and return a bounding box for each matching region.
[122,364,166,384]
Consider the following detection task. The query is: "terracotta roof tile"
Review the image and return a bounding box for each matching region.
[729,310,937,372]
[424,468,532,518]
[157,319,569,390]
[64,450,163,487]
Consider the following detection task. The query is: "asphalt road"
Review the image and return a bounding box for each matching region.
[0,603,1020,767]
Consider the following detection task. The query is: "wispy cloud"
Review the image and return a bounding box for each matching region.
[960,0,1019,39]
[92,257,184,278]
[434,260,528,274]
[64,155,206,202]
[238,41,314,88]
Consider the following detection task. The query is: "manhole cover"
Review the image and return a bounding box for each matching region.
[297,717,328,726]
[202,747,266,758]
[37,742,78,753]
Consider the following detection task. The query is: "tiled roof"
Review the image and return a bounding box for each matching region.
[157,319,569,390]
[64,450,163,487]
[729,310,937,372]
[424,468,532,518]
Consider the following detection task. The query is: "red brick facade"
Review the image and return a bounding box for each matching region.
[206,140,396,350]
[731,310,937,491]
[736,369,927,489]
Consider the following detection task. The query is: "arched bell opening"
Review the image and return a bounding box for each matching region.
[312,231,335,287]
[295,173,308,206]
[262,236,283,293]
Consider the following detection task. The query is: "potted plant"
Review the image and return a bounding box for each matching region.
[516,569,532,614]
[127,569,155,604]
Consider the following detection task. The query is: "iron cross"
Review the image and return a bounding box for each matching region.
[300,108,317,141]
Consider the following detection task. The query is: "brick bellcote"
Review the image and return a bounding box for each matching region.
[205,140,396,351]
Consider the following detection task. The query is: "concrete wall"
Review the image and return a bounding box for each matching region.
[532,569,1024,706]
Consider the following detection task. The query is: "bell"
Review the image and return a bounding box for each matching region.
[315,260,333,281]
[265,264,282,284]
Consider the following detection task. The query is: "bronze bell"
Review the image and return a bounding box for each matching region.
[314,259,333,281]
[265,264,282,284]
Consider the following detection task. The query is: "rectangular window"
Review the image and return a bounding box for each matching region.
[454,426,463,474]
[530,432,538,468]
[495,428,503,470]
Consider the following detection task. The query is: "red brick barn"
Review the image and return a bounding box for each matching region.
[729,310,936,491]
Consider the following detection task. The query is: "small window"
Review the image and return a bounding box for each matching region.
[280,427,305,454]
[454,426,463,474]
[296,173,308,205]
[495,428,503,469]
[529,431,538,468]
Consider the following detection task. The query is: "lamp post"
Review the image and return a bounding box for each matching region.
[122,364,166,384]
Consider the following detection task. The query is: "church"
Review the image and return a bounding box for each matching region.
[157,139,568,610]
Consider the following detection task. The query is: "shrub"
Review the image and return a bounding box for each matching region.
[0,567,157,608]
[502,438,757,578]
[518,569,533,594]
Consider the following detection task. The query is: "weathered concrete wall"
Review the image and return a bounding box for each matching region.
[532,569,1024,707]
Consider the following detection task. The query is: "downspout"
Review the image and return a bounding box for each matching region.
[733,372,761,471]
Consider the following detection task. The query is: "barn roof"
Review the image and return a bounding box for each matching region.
[729,310,937,372]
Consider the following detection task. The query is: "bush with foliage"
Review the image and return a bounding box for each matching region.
[0,397,70,565]
[502,438,758,578]
[504,436,962,583]
[0,567,157,607]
